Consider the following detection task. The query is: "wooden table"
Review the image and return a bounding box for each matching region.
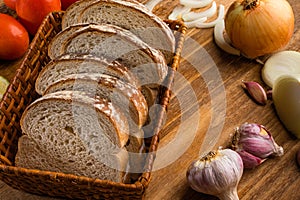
[0,0,299,199]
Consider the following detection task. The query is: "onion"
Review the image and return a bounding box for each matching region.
[214,19,240,56]
[185,4,224,29]
[144,0,163,12]
[184,17,208,29]
[180,0,212,9]
[224,0,295,59]
[273,74,300,138]
[261,51,300,88]
[168,5,191,20]
[182,1,217,21]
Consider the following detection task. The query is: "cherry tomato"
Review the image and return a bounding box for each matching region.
[3,0,17,10]
[0,14,29,60]
[16,0,61,35]
[61,0,79,10]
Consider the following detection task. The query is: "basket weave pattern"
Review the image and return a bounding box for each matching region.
[0,12,186,199]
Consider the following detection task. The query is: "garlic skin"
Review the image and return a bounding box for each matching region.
[232,123,284,168]
[242,81,267,105]
[236,149,265,168]
[224,0,295,59]
[186,149,243,200]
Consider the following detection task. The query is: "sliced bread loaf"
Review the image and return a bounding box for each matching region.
[19,91,129,176]
[63,0,175,63]
[61,0,143,29]
[15,135,128,182]
[48,24,168,87]
[43,73,148,130]
[35,53,139,95]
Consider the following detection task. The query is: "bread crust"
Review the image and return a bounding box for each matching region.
[20,91,129,148]
[35,53,140,95]
[61,0,175,64]
[43,73,148,128]
[48,24,168,86]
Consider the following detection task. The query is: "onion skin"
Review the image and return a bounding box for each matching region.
[224,0,295,59]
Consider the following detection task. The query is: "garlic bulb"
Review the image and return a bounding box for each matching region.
[232,123,284,168]
[186,149,243,200]
[224,0,295,59]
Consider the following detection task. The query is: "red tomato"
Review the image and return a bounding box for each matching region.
[61,0,79,10]
[3,0,17,10]
[16,0,61,35]
[0,14,29,60]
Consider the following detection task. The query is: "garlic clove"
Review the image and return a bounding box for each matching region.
[237,123,284,158]
[182,1,217,21]
[242,81,267,105]
[272,74,300,138]
[231,123,284,168]
[239,136,283,158]
[261,51,300,88]
[236,149,266,169]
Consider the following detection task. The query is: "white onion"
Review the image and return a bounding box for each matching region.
[184,17,208,28]
[273,74,300,138]
[144,0,162,12]
[214,19,240,56]
[168,5,191,20]
[182,1,217,21]
[180,0,213,8]
[185,4,224,29]
[261,51,300,88]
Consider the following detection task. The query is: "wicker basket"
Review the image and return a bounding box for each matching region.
[0,12,186,199]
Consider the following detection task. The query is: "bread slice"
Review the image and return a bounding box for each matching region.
[19,90,130,180]
[62,0,143,29]
[35,53,139,95]
[44,73,148,130]
[15,135,128,182]
[48,24,168,87]
[62,0,100,29]
[62,0,175,63]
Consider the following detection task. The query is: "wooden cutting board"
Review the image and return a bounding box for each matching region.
[0,0,299,199]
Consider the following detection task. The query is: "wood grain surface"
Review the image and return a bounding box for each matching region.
[0,0,300,199]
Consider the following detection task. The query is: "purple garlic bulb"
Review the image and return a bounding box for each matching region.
[187,149,243,200]
[232,123,284,169]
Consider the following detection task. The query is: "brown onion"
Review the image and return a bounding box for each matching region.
[224,0,295,59]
